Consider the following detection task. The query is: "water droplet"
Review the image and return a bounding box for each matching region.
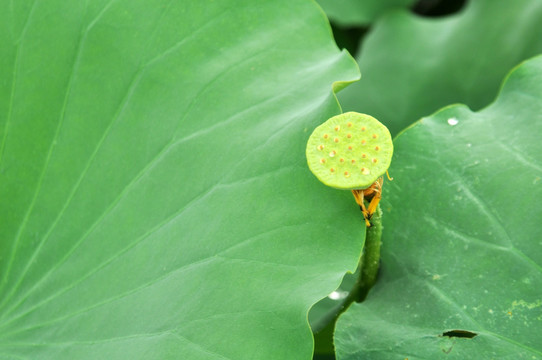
[447,117,459,126]
[328,290,348,300]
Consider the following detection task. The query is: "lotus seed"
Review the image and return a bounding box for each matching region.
[361,127,366,131]
[375,146,380,151]
[361,140,366,145]
[348,146,353,150]
[339,158,345,163]
[347,122,353,127]
[361,167,370,175]
[320,158,326,164]
[344,171,350,177]
[334,137,339,143]
[372,158,378,163]
[347,133,352,138]
[329,151,336,157]
[351,159,356,164]
[362,153,367,158]
[318,144,324,150]
[372,134,377,139]
[330,168,335,173]
[334,126,340,131]
[323,134,329,139]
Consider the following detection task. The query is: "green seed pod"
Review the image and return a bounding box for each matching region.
[306,112,393,190]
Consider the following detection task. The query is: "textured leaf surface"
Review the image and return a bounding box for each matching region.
[334,56,542,359]
[316,0,415,26]
[0,1,361,359]
[339,0,542,135]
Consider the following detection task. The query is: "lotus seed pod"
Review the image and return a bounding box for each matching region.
[306,112,393,190]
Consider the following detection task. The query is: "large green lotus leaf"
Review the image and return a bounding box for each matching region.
[316,0,415,27]
[334,56,542,359]
[0,1,362,359]
[339,0,542,135]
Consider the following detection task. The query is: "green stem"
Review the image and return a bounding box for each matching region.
[311,205,383,335]
[339,204,382,310]
[354,204,382,302]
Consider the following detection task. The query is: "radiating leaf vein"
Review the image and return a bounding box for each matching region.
[0,2,89,309]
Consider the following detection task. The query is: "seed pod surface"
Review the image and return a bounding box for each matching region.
[306,112,393,189]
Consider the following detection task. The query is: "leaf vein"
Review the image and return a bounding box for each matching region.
[0,2,89,310]
[0,166,293,329]
[0,45,275,320]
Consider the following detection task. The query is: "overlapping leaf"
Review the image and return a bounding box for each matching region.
[335,56,542,359]
[316,0,415,27]
[0,1,361,359]
[339,0,542,134]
